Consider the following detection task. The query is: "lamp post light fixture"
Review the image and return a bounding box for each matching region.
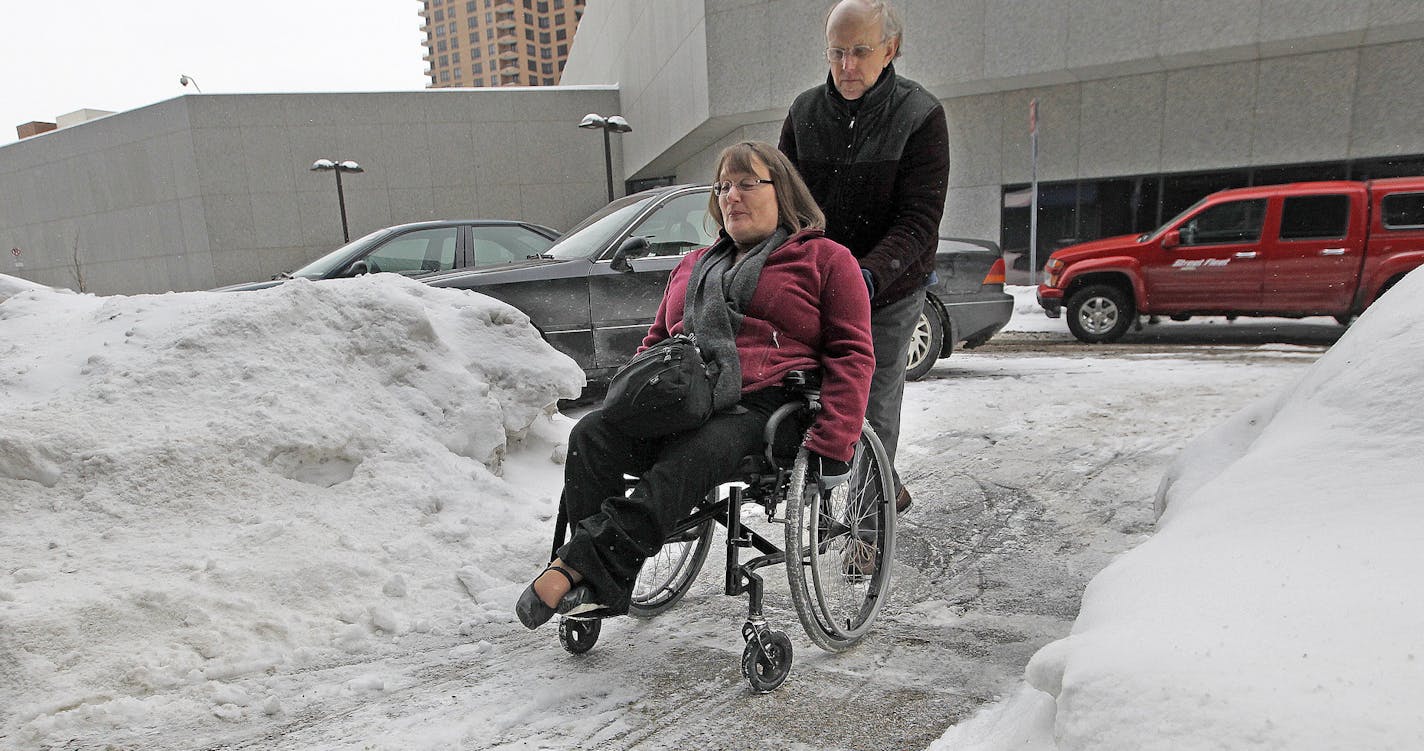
[578,113,632,203]
[309,159,365,242]
[178,74,202,93]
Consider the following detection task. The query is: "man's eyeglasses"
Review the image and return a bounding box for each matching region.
[825,44,883,63]
[712,178,774,196]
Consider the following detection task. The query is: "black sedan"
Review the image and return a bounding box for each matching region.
[423,185,1012,382]
[213,219,560,292]
[905,237,1014,381]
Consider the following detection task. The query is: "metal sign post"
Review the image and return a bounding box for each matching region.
[1028,98,1039,286]
[10,247,22,269]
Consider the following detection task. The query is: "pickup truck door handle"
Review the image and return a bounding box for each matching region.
[1234,251,1257,259]
[1319,248,1347,256]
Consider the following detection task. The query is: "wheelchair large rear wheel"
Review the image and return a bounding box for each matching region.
[783,424,896,652]
[629,517,715,617]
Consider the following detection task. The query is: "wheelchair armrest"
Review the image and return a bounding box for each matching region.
[781,370,822,390]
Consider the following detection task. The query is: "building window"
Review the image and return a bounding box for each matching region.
[468,17,477,28]
[450,36,459,48]
[434,8,444,21]
[469,31,478,43]
[543,77,555,85]
[466,0,477,11]
[438,39,447,52]
[539,31,550,43]
[471,46,481,58]
[473,61,483,73]
[542,62,553,74]
[454,67,463,80]
[440,70,450,82]
[449,21,457,33]
[556,28,567,41]
[436,25,445,36]
[486,27,494,39]
[488,43,496,56]
[452,51,461,62]
[557,43,567,56]
[527,59,537,72]
[538,15,549,28]
[540,46,551,59]
[554,0,565,8]
[524,12,534,24]
[439,54,448,66]
[538,1,548,11]
[486,11,493,22]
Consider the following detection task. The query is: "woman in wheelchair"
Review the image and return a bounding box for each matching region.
[517,141,874,630]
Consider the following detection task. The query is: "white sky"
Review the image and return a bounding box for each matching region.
[0,0,428,146]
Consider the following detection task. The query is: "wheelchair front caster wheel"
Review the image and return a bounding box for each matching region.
[741,629,793,693]
[558,617,601,655]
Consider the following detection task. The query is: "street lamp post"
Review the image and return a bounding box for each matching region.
[578,113,632,203]
[309,159,364,242]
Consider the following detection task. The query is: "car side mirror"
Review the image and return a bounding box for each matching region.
[1161,230,1181,249]
[345,259,372,277]
[610,236,651,272]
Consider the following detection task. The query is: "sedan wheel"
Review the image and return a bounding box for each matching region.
[904,302,944,381]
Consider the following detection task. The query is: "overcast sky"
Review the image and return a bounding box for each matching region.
[0,0,428,146]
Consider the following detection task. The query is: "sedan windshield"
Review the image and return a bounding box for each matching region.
[545,193,655,260]
[290,228,392,279]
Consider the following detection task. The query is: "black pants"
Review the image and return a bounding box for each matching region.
[555,388,790,615]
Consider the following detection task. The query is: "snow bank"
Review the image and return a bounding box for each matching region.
[936,269,1424,750]
[0,275,583,744]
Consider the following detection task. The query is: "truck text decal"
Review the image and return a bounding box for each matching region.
[1171,258,1230,270]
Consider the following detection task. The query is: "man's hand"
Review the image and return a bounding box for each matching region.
[812,452,853,490]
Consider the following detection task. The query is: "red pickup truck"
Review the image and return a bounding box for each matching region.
[1037,178,1424,342]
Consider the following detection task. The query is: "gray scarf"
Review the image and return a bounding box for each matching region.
[683,227,788,412]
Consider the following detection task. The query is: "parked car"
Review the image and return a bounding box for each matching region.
[424,185,1013,382]
[1037,178,1424,343]
[905,238,1014,381]
[212,219,560,292]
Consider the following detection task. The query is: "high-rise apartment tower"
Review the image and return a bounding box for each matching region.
[421,0,586,88]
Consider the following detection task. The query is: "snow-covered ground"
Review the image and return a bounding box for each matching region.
[933,280,1424,750]
[2,273,1419,749]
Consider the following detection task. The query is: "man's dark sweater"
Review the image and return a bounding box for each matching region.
[779,63,949,308]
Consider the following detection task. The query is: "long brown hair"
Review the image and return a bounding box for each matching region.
[707,141,825,235]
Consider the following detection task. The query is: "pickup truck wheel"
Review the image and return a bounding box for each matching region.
[904,302,944,382]
[1066,285,1134,343]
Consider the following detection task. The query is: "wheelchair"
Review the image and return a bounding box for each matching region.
[550,371,897,693]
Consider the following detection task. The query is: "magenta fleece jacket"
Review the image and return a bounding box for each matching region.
[640,229,874,462]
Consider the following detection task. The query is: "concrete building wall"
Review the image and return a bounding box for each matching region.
[564,0,1424,242]
[0,88,621,294]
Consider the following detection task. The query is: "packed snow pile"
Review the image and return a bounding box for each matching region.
[0,274,583,744]
[935,269,1424,750]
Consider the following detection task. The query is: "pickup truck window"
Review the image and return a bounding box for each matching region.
[1279,194,1350,240]
[1381,192,1424,229]
[1178,199,1266,246]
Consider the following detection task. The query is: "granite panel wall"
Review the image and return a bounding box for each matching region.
[0,88,621,294]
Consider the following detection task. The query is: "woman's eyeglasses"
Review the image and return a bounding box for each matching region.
[712,178,774,196]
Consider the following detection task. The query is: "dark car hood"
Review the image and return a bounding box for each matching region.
[1050,233,1145,263]
[211,279,285,293]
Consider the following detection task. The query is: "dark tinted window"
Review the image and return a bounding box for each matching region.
[1381,193,1424,229]
[1279,194,1350,240]
[1179,199,1266,245]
